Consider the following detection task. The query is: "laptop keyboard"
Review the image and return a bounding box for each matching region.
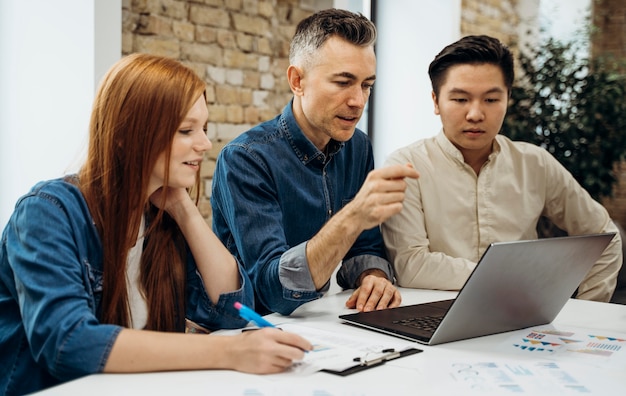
[393,315,442,332]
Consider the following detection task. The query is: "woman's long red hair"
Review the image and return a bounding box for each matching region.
[79,54,206,331]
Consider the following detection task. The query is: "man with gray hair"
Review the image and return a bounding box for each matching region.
[212,8,419,315]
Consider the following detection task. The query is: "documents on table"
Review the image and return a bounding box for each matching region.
[409,325,626,394]
[424,358,621,395]
[500,325,626,369]
[276,322,422,376]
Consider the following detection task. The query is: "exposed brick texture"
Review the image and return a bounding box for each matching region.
[461,0,519,46]
[122,0,327,221]
[592,0,626,227]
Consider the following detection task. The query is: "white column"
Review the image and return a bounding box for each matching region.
[371,0,461,167]
[0,0,121,227]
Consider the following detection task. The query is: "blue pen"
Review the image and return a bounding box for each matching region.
[234,301,276,328]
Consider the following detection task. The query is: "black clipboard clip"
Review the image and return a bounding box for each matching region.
[321,347,422,376]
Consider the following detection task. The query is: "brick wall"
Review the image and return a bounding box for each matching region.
[122,0,330,220]
[592,0,626,227]
[591,0,626,61]
[460,0,528,84]
[460,0,519,45]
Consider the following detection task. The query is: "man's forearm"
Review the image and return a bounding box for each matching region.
[306,207,363,289]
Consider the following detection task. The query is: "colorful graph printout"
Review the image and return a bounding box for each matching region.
[503,326,626,369]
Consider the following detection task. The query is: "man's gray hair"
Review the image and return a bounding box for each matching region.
[289,8,377,69]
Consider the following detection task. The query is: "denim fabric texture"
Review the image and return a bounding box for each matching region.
[0,177,252,395]
[211,101,393,316]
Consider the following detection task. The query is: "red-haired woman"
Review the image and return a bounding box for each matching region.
[0,53,311,395]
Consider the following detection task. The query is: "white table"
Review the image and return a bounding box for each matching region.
[34,288,626,395]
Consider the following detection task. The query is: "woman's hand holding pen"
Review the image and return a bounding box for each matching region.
[227,328,313,374]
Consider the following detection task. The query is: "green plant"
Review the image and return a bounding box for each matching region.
[502,37,626,201]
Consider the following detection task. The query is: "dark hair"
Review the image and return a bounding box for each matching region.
[428,35,514,96]
[289,8,376,68]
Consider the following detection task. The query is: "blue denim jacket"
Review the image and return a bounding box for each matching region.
[211,101,393,316]
[0,177,252,395]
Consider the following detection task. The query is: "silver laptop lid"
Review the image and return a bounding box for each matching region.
[339,233,616,345]
[429,233,615,344]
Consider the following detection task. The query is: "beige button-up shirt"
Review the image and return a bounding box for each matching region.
[382,131,622,302]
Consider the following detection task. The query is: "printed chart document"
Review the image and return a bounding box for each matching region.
[500,325,626,369]
[417,325,626,395]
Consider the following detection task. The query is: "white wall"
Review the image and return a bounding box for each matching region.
[334,0,372,134]
[371,0,462,167]
[0,0,121,228]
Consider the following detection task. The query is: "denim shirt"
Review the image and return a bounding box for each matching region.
[211,101,393,316]
[0,177,252,395]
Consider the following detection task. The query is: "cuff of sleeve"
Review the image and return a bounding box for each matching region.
[337,255,394,289]
[189,263,252,329]
[279,241,330,293]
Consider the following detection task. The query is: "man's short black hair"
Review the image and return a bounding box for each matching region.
[428,35,514,96]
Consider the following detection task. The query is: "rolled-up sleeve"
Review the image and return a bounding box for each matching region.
[185,257,253,329]
[279,241,328,292]
[337,253,394,289]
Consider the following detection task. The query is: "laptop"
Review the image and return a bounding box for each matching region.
[339,233,615,345]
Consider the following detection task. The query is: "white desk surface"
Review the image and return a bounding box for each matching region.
[35,288,626,395]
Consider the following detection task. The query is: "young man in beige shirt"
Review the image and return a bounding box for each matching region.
[382,35,622,302]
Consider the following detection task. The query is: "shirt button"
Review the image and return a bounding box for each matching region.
[292,292,302,299]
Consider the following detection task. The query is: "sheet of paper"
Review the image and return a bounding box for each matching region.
[423,358,621,395]
[276,322,417,374]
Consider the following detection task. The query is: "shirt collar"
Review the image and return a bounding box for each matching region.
[279,100,344,165]
[436,129,501,164]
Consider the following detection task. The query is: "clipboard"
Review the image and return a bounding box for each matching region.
[321,347,423,376]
